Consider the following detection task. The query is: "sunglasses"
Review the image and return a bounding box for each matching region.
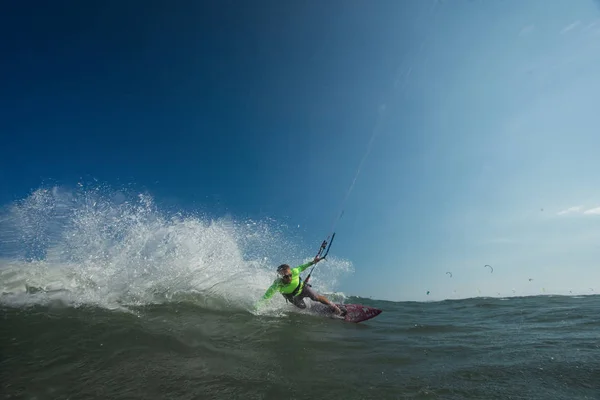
[281,274,292,279]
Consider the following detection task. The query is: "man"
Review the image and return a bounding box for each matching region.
[256,256,343,315]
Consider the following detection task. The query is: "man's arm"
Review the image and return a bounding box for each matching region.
[262,282,280,300]
[295,260,317,273]
[295,256,325,273]
[254,281,280,311]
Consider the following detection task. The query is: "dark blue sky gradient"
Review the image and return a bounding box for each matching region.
[1,1,423,297]
[3,1,600,299]
[1,1,410,211]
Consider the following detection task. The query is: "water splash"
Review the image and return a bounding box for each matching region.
[0,185,354,311]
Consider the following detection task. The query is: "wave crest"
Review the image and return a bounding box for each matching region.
[0,185,354,311]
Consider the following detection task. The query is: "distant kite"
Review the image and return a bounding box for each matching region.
[528,278,533,282]
[446,271,453,278]
[484,264,493,273]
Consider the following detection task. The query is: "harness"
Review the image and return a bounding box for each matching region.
[281,278,311,307]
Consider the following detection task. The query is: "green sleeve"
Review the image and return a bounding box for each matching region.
[254,282,280,312]
[262,281,280,300]
[295,261,313,273]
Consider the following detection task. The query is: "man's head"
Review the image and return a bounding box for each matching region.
[277,264,292,283]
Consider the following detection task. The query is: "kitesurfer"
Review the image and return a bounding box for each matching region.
[256,257,343,315]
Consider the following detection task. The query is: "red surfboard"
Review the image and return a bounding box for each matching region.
[307,303,382,323]
[337,303,383,323]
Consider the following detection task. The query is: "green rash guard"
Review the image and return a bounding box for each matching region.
[261,261,313,301]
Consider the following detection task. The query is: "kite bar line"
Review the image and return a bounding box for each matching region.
[312,0,432,257]
[307,105,385,283]
[327,105,386,236]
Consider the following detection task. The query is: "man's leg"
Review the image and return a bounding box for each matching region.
[291,297,307,309]
[302,286,342,315]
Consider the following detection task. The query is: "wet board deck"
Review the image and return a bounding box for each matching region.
[340,303,383,323]
[307,303,382,323]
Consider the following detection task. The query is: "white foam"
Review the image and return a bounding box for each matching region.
[0,185,354,311]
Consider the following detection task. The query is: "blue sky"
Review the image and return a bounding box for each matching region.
[2,1,600,301]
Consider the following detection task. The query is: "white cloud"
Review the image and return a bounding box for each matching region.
[557,206,583,215]
[560,21,581,35]
[583,207,600,215]
[484,237,516,245]
[519,25,535,37]
[556,205,600,216]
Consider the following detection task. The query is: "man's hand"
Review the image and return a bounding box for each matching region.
[313,256,324,264]
[254,298,269,312]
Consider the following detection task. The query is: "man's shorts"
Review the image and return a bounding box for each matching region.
[290,284,319,308]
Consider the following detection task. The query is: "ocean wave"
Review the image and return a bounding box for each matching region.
[0,185,353,312]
